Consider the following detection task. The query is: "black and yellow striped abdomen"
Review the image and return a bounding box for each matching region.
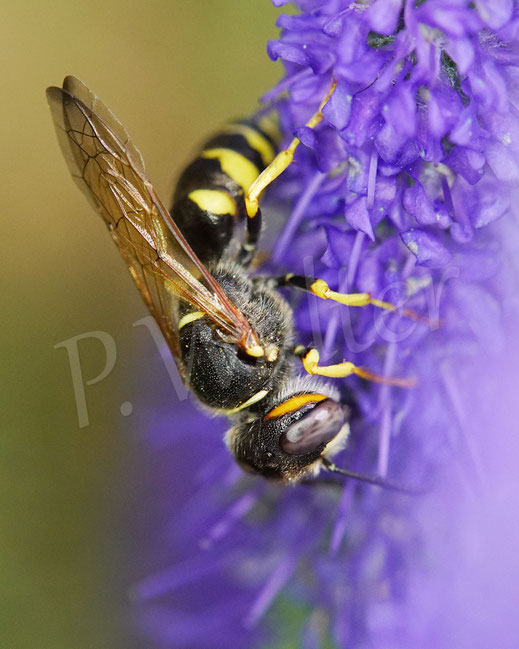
[171,118,279,265]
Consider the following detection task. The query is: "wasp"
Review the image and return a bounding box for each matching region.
[47,76,417,489]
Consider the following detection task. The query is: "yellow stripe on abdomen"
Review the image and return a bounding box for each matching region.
[177,310,205,330]
[265,394,328,420]
[257,114,281,146]
[220,124,276,167]
[188,189,237,216]
[202,148,260,195]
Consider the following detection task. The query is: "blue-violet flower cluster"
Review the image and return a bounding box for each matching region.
[133,2,519,648]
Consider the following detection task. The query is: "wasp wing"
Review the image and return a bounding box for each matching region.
[46,76,261,359]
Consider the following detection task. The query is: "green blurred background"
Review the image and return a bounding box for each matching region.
[1,2,281,647]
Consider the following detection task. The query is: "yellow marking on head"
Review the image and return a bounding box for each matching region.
[221,124,276,167]
[225,389,270,414]
[188,189,237,216]
[265,393,327,420]
[177,311,205,330]
[202,148,260,195]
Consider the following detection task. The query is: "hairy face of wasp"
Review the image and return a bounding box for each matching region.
[227,386,350,482]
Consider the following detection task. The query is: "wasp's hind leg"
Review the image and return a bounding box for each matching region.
[276,274,430,324]
[237,203,262,267]
[238,82,337,266]
[294,346,416,388]
[243,80,337,228]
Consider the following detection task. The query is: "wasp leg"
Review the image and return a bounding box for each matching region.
[237,204,262,267]
[294,346,416,388]
[277,274,430,324]
[238,82,336,265]
[243,81,337,220]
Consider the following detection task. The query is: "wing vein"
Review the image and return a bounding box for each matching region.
[46,76,262,359]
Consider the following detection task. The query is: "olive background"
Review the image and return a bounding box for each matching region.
[1,2,282,647]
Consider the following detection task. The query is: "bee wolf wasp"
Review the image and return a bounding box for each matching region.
[47,76,417,488]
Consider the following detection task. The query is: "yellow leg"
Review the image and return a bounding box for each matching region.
[297,347,416,388]
[310,279,430,324]
[245,80,337,219]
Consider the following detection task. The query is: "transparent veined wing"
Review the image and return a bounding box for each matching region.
[46,76,263,359]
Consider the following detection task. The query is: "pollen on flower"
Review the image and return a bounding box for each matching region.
[407,240,419,256]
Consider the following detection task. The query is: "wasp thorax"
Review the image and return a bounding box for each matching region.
[179,315,277,411]
[177,262,294,413]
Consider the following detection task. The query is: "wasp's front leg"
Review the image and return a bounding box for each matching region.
[294,346,416,388]
[244,81,337,221]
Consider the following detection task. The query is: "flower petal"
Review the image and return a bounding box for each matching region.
[403,182,438,225]
[369,0,404,36]
[322,82,352,130]
[475,0,513,29]
[345,195,375,240]
[401,228,451,267]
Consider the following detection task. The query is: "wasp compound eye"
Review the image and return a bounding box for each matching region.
[280,399,345,455]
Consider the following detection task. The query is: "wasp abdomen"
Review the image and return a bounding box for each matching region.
[171,120,278,265]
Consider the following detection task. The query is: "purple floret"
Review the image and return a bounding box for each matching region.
[134,2,519,647]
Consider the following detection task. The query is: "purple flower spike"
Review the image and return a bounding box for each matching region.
[136,2,519,648]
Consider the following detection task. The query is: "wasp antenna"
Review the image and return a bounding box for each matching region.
[321,458,423,495]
